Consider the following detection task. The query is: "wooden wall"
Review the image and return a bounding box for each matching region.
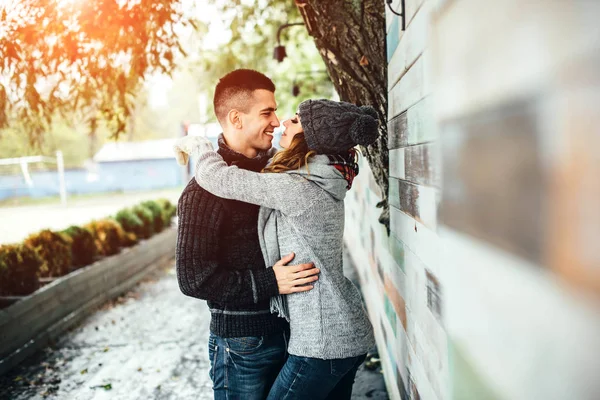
[434,1,600,399]
[345,0,600,399]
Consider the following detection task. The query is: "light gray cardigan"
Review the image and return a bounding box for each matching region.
[192,150,375,360]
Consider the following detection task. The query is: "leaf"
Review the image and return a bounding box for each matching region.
[80,369,88,374]
[90,383,112,390]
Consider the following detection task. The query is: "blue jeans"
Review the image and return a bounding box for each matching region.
[208,331,288,400]
[266,353,367,400]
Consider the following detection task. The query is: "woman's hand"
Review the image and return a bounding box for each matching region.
[173,136,215,165]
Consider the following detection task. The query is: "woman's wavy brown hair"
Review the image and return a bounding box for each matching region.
[262,133,317,174]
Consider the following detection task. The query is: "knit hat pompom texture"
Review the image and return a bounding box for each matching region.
[298,99,379,154]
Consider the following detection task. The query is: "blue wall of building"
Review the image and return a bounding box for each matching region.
[0,158,184,200]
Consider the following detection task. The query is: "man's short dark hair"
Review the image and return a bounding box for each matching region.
[213,69,276,124]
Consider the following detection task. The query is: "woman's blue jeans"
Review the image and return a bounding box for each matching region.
[266,353,367,400]
[208,331,288,400]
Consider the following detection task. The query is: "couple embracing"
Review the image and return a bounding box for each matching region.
[174,69,377,400]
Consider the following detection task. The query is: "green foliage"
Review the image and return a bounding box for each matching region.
[24,230,72,278]
[84,219,123,256]
[115,208,145,239]
[194,0,334,119]
[0,0,199,144]
[131,205,154,239]
[140,200,165,233]
[157,198,177,225]
[0,243,43,296]
[62,226,97,268]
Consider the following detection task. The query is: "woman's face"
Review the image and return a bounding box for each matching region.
[279,114,303,149]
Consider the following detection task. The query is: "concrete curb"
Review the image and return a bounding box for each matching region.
[0,227,177,376]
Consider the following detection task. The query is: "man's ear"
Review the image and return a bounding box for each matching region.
[227,109,242,129]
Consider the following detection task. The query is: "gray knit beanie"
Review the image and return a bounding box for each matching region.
[298,99,379,154]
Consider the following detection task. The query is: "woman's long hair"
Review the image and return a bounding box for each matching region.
[262,133,317,174]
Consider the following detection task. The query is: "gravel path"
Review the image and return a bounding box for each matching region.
[0,262,212,400]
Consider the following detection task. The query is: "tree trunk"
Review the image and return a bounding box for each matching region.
[295,0,389,232]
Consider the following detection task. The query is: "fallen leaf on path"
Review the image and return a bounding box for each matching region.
[90,383,112,390]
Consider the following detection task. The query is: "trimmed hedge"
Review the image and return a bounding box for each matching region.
[131,205,154,239]
[140,200,165,234]
[24,230,72,278]
[118,227,138,248]
[157,198,177,225]
[0,198,177,300]
[115,209,145,239]
[85,219,124,256]
[0,243,43,296]
[62,226,97,269]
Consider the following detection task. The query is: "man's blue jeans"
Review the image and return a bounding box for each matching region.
[208,331,288,400]
[266,353,367,400]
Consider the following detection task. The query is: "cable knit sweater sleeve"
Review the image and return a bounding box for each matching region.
[176,187,279,304]
[193,151,315,216]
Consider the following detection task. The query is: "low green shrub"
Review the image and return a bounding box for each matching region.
[131,205,154,239]
[84,219,123,256]
[0,243,43,296]
[24,229,72,278]
[140,200,165,233]
[157,198,177,225]
[115,209,145,239]
[62,226,97,268]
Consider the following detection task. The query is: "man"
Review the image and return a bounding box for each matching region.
[175,69,319,399]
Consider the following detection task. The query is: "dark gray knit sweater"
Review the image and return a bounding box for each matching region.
[175,137,286,338]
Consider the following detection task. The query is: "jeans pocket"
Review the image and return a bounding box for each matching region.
[226,336,264,355]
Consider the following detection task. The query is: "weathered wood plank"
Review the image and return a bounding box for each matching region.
[388,56,432,124]
[431,0,600,121]
[389,148,406,180]
[404,143,439,187]
[388,97,436,149]
[387,14,401,63]
[389,178,438,229]
[388,111,408,150]
[390,206,440,273]
[439,98,545,263]
[388,0,431,88]
[390,143,440,187]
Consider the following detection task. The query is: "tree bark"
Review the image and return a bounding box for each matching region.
[295,0,389,232]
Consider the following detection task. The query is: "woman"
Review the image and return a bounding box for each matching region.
[176,99,378,399]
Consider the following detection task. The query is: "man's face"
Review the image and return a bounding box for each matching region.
[238,89,280,152]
